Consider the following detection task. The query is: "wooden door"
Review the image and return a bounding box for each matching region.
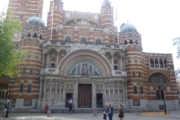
[78,84,92,108]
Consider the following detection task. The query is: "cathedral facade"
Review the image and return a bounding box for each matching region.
[0,0,179,110]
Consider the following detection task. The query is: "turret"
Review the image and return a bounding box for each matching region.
[100,0,114,31]
[47,0,64,40]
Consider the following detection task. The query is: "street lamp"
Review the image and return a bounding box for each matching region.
[5,80,14,118]
[161,84,167,114]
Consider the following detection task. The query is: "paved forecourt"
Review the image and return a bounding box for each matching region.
[0,111,180,120]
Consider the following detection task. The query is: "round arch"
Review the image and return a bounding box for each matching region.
[58,50,112,77]
[147,72,169,84]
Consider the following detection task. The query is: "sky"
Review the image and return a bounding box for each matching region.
[0,0,180,70]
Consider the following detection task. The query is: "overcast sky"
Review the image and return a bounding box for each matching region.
[1,0,180,70]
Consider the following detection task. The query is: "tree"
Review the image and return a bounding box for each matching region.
[0,10,27,77]
[173,37,180,59]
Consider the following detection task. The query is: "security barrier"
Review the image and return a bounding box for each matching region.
[142,112,169,116]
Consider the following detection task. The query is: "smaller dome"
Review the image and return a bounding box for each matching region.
[120,23,137,33]
[102,0,111,7]
[26,16,45,27]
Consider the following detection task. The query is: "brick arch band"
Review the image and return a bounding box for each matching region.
[58,50,112,77]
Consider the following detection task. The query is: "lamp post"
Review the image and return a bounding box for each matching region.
[161,84,167,114]
[5,80,14,118]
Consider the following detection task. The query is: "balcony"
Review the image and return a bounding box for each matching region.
[41,68,59,74]
[112,70,127,77]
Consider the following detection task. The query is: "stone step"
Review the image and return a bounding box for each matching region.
[9,108,168,113]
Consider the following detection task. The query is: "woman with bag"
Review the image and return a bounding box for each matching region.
[44,104,49,114]
[118,104,124,120]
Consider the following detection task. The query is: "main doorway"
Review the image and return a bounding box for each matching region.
[65,93,73,108]
[78,84,92,108]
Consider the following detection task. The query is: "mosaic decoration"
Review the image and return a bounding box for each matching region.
[69,62,100,76]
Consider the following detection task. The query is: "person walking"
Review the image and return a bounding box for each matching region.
[118,104,124,120]
[106,103,113,120]
[68,98,73,114]
[44,104,49,114]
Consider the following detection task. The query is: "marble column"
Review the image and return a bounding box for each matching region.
[39,79,43,99]
[73,81,78,108]
[153,59,155,68]
[43,80,46,98]
[59,81,61,99]
[109,83,110,99]
[111,56,114,70]
[55,80,57,98]
[56,53,59,68]
[125,82,127,99]
[42,54,45,68]
[158,59,160,68]
[50,79,52,98]
[113,82,115,100]
[46,53,49,68]
[162,59,165,68]
[121,57,123,70]
[92,83,96,108]
[122,82,125,99]
[118,82,120,100]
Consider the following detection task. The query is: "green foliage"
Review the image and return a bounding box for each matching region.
[0,10,27,77]
[173,37,180,59]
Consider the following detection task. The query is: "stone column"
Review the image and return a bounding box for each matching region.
[109,83,110,99]
[39,79,43,99]
[50,79,52,98]
[73,81,78,108]
[92,83,96,108]
[153,59,155,68]
[118,82,119,100]
[44,80,46,98]
[122,82,125,99]
[125,82,127,99]
[55,80,57,98]
[158,59,160,68]
[42,54,45,68]
[46,53,49,68]
[113,82,115,100]
[59,81,61,99]
[111,56,114,70]
[162,59,165,68]
[56,53,59,68]
[121,57,123,70]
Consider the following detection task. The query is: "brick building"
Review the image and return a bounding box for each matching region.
[0,0,179,110]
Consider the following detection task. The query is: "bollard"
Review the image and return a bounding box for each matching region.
[135,110,138,115]
[168,110,170,114]
[93,110,97,116]
[47,110,51,117]
[2,111,6,117]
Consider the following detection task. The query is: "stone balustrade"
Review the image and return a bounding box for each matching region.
[41,68,59,74]
[112,70,127,77]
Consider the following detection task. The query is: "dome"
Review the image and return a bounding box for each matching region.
[120,23,137,33]
[26,16,45,27]
[102,0,111,7]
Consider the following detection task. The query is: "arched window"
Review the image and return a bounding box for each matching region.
[33,33,37,38]
[148,73,168,84]
[124,40,127,45]
[81,38,86,43]
[39,35,42,39]
[150,59,154,68]
[96,39,101,44]
[27,33,31,37]
[130,39,133,44]
[65,37,71,42]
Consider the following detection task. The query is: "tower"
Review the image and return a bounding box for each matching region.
[7,0,45,109]
[8,0,44,26]
[47,0,64,40]
[119,23,144,106]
